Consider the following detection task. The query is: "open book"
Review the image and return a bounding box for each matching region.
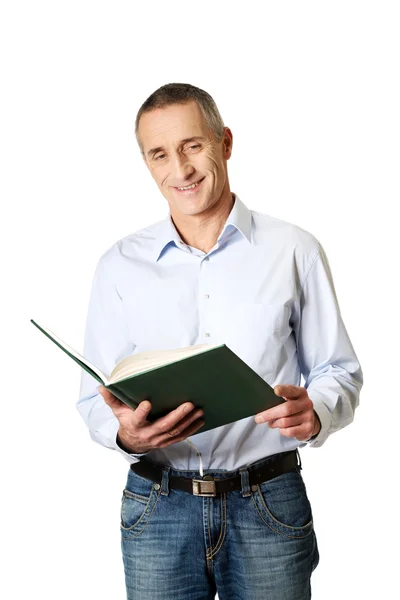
[31,319,284,433]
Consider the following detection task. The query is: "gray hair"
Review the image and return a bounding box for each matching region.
[135,83,225,154]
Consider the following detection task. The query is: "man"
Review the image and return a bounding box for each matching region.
[78,83,363,599]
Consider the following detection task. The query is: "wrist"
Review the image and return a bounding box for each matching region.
[116,431,137,454]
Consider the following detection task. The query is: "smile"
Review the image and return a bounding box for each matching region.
[176,177,205,191]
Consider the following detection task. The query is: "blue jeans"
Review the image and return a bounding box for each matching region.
[120,452,319,599]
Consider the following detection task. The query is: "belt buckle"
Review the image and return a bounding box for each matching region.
[192,475,216,497]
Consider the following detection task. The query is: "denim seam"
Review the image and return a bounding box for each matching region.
[256,486,313,532]
[257,486,312,531]
[121,488,155,530]
[251,493,313,539]
[206,494,227,560]
[209,495,224,555]
[121,491,160,539]
[123,490,150,505]
[120,486,156,531]
[121,494,160,539]
[207,498,213,557]
[121,487,161,538]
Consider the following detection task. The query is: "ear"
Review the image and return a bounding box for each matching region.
[222,127,233,159]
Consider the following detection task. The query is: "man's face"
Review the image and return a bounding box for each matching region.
[138,101,232,218]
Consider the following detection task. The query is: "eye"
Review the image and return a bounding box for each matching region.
[154,153,166,161]
[189,144,200,150]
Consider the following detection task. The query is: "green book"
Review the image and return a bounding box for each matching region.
[31,319,285,433]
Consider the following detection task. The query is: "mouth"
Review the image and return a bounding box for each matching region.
[174,177,205,194]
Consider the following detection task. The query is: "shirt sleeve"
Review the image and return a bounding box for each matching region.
[295,243,363,448]
[76,251,147,463]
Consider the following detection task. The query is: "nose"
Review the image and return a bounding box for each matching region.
[170,152,195,184]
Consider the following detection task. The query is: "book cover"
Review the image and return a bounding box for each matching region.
[31,319,285,433]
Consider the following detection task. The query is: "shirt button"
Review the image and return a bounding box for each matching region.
[204,294,209,299]
[205,333,211,337]
[204,256,209,261]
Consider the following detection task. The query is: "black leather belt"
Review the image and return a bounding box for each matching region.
[130,450,299,497]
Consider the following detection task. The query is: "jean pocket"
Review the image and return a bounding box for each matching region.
[252,468,314,538]
[120,471,161,539]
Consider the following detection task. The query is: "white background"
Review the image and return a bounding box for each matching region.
[1,1,399,598]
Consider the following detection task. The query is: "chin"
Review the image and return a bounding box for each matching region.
[167,194,206,211]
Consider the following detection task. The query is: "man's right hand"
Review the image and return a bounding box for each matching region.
[98,386,205,454]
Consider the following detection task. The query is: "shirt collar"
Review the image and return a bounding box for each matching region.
[152,193,252,262]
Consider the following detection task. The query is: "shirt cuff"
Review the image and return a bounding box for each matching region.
[305,394,332,448]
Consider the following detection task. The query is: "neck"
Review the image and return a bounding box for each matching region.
[170,190,235,254]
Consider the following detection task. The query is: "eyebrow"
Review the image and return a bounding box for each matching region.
[147,136,205,158]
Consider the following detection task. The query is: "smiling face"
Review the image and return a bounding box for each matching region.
[137,101,233,219]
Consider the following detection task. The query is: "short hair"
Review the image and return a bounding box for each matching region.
[135,83,225,154]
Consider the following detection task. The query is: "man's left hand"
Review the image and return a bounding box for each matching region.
[255,384,321,442]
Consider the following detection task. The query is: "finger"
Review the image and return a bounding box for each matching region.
[99,387,151,423]
[274,384,305,400]
[255,399,304,423]
[151,407,204,444]
[131,400,153,426]
[267,414,305,429]
[98,385,125,408]
[277,425,314,441]
[158,417,206,449]
[151,402,197,435]
[162,407,205,439]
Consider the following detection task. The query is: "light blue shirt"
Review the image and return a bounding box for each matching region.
[77,194,363,470]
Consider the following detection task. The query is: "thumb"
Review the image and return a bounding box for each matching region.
[132,400,152,425]
[274,384,303,399]
[98,385,122,407]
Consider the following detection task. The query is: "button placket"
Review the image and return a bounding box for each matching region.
[199,255,212,341]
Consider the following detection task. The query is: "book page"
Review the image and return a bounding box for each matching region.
[31,319,108,383]
[109,343,222,384]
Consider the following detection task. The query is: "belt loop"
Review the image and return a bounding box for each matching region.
[296,448,302,471]
[160,466,170,496]
[239,467,251,497]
